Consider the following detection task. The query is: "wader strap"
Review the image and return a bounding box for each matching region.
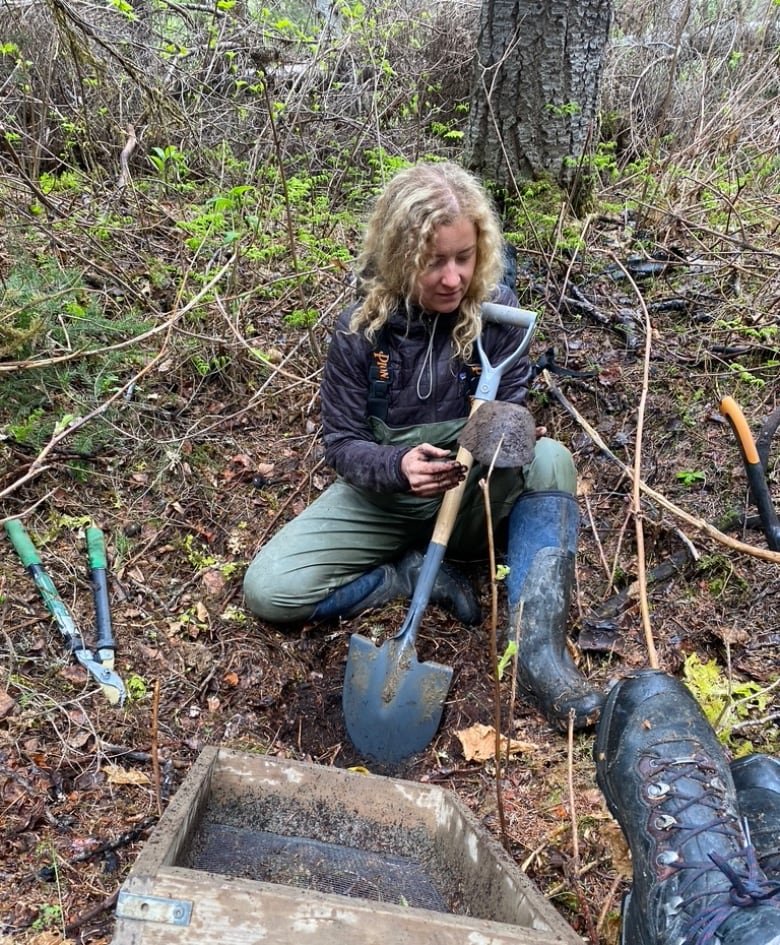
[366,326,480,421]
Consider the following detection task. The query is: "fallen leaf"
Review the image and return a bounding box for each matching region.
[456,723,536,762]
[222,671,239,688]
[27,932,63,945]
[67,729,93,750]
[59,664,88,686]
[0,692,16,719]
[602,818,632,878]
[103,764,150,786]
[201,569,225,596]
[598,363,622,386]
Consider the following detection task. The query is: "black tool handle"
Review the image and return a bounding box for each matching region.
[86,527,115,652]
[720,397,780,551]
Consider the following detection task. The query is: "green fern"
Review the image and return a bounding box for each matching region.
[682,653,774,754]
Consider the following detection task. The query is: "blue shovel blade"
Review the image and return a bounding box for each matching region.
[343,632,453,765]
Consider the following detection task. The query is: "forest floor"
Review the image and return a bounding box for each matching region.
[2,213,779,945]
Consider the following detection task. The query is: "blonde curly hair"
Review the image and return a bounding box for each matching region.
[349,161,505,360]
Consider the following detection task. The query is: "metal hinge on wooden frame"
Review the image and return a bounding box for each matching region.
[116,892,193,926]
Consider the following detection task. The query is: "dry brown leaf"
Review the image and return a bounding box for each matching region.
[456,722,536,762]
[602,818,632,878]
[201,569,225,596]
[103,764,150,786]
[0,691,16,720]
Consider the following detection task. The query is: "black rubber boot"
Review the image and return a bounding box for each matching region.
[505,491,604,730]
[732,754,780,879]
[595,669,780,945]
[311,550,480,625]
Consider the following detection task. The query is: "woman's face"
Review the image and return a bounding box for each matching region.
[415,216,478,314]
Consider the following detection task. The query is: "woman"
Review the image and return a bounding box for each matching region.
[244,161,603,730]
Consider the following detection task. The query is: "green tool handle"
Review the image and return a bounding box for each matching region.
[5,518,42,568]
[86,527,115,652]
[86,526,108,571]
[4,518,84,653]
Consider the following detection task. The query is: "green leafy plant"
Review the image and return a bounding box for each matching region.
[31,903,62,932]
[126,674,148,701]
[728,362,766,389]
[149,144,189,183]
[496,640,517,681]
[683,653,771,750]
[182,534,218,570]
[676,469,706,487]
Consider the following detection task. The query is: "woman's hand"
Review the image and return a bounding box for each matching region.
[401,444,467,497]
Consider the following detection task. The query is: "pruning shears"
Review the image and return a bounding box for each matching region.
[720,396,780,552]
[4,519,126,706]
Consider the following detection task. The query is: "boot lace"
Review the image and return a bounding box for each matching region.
[644,755,780,945]
[681,837,780,944]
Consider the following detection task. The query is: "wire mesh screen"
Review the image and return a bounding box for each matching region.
[189,822,450,912]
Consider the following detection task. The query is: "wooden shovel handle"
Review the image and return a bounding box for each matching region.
[430,400,485,546]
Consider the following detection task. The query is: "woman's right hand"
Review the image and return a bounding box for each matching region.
[401,444,467,497]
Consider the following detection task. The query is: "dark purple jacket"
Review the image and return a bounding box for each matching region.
[321,284,532,493]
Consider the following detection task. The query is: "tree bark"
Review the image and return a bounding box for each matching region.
[465,0,612,201]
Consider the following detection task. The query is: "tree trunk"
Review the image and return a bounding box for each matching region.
[465,0,612,202]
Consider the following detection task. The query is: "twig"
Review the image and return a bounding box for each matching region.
[564,709,598,944]
[0,251,237,373]
[732,711,780,731]
[566,710,579,862]
[0,490,55,527]
[584,494,612,583]
[39,816,157,880]
[214,292,316,387]
[116,123,137,190]
[479,434,509,850]
[543,372,780,565]
[506,601,522,751]
[585,549,695,625]
[151,679,162,816]
[607,251,658,668]
[596,872,625,936]
[608,505,634,600]
[64,889,120,935]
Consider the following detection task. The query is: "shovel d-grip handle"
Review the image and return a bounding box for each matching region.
[481,301,536,330]
[478,304,537,401]
[720,396,780,551]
